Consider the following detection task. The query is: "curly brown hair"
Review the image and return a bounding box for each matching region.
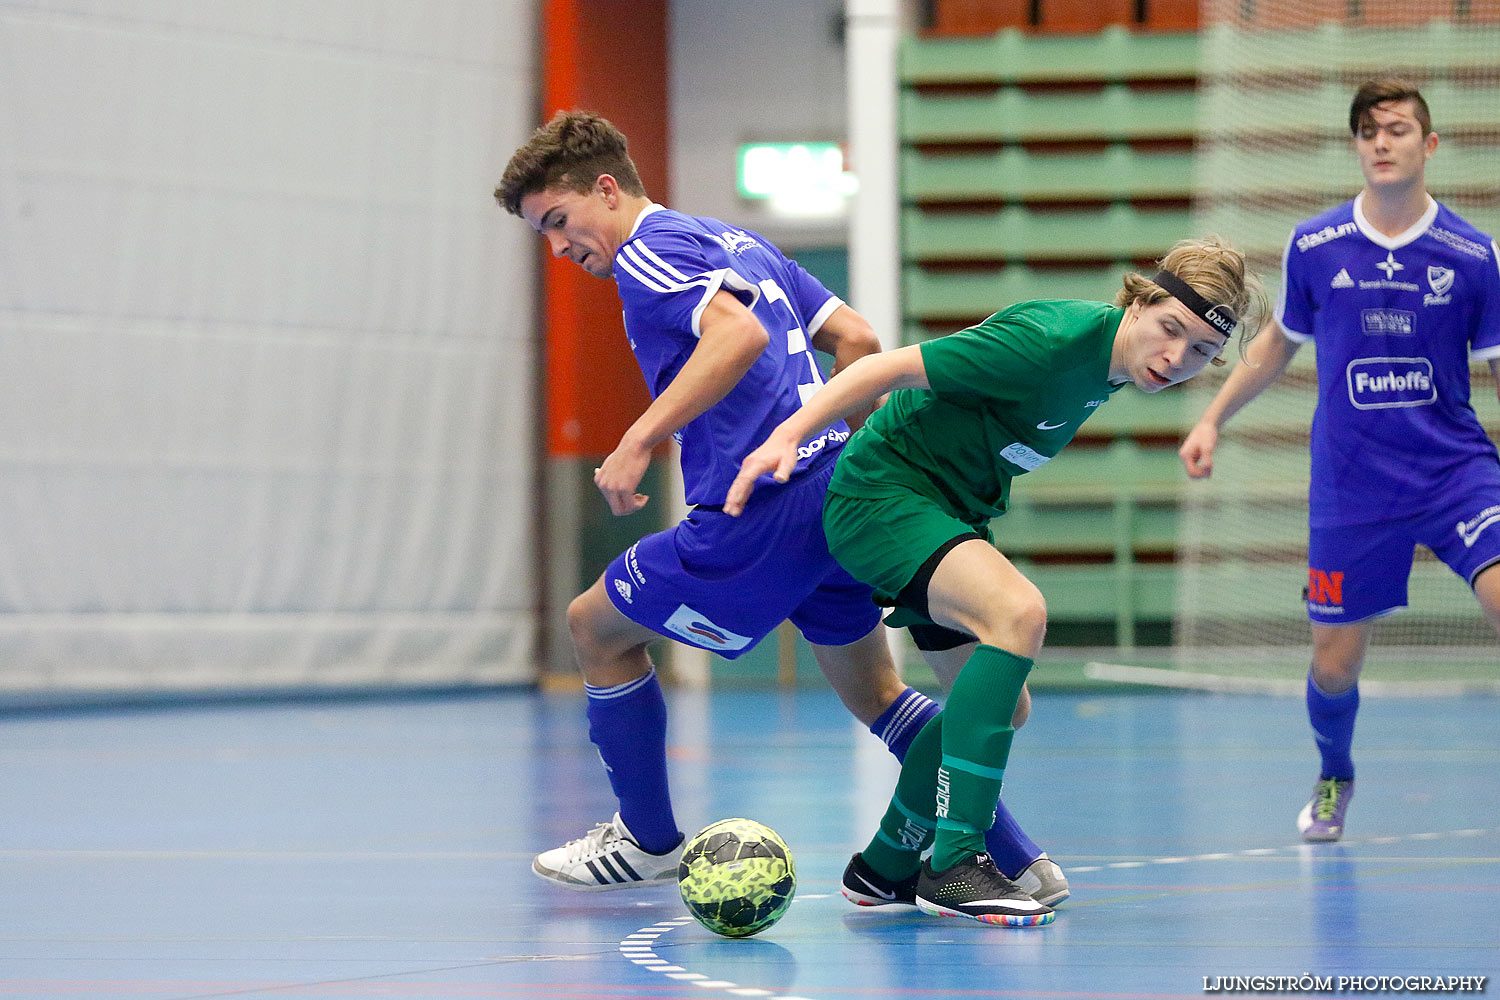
[495,110,647,216]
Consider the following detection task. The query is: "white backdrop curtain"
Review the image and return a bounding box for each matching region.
[0,1,537,696]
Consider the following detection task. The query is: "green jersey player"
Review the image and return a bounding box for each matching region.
[727,237,1267,925]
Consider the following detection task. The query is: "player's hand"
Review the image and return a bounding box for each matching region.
[725,434,799,517]
[1178,422,1218,479]
[594,440,652,515]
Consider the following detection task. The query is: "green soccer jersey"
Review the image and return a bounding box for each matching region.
[828,299,1127,522]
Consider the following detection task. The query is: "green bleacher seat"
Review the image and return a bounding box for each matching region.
[900,26,1198,85]
[903,145,1195,203]
[904,203,1194,261]
[904,264,1130,320]
[902,85,1198,144]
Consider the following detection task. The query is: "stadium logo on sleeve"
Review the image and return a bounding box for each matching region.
[1346,357,1435,410]
[663,605,753,651]
[1296,222,1357,252]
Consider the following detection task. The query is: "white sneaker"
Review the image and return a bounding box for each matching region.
[531,813,684,891]
[1014,853,1070,906]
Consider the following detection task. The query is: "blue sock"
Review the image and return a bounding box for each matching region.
[584,668,681,853]
[985,799,1044,878]
[869,686,940,762]
[1306,672,1358,781]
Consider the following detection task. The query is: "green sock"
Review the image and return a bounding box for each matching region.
[930,644,1033,872]
[861,714,941,881]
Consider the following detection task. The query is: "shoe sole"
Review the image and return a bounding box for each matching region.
[915,896,1056,927]
[1301,830,1343,843]
[531,859,677,891]
[1030,886,1070,907]
[841,886,915,907]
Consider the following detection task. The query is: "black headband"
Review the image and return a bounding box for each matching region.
[1152,270,1238,338]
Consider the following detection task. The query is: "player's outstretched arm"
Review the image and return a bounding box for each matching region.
[1179,321,1300,479]
[595,290,770,515]
[810,304,883,431]
[724,345,929,516]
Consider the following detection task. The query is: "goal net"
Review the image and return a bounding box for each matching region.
[1176,0,1500,676]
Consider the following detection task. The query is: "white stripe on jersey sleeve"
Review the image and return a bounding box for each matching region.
[1274,231,1313,343]
[619,242,697,292]
[628,240,693,283]
[807,296,845,337]
[1470,239,1500,361]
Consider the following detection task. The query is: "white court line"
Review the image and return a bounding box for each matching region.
[1063,826,1499,872]
[617,909,822,1000]
[1084,661,1500,697]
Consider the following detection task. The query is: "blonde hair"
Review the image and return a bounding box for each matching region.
[1116,236,1269,365]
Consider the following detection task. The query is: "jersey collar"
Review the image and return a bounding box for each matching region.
[1352,191,1438,251]
[625,202,667,241]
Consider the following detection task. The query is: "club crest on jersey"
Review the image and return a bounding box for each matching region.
[1424,266,1454,306]
[663,604,753,651]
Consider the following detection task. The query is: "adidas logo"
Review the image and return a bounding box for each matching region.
[1331,268,1355,288]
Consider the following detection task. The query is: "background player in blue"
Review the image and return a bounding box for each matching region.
[1180,79,1500,842]
[496,111,1066,903]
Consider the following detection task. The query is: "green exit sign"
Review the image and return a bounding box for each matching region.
[736,142,858,212]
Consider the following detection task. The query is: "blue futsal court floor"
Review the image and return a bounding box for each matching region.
[2,684,1497,999]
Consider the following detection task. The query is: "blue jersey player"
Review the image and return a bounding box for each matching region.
[496,112,1066,902]
[1181,80,1500,842]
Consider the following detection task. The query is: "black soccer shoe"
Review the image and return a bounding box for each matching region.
[840,852,918,907]
[915,852,1056,926]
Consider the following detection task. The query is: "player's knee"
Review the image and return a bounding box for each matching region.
[1006,590,1048,654]
[565,592,609,663]
[1309,656,1359,694]
[968,589,1046,655]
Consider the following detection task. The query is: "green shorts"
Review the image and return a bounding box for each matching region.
[822,486,993,629]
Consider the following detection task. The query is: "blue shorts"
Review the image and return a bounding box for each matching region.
[603,458,881,659]
[1307,462,1500,624]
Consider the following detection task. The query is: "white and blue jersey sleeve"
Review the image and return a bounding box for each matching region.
[612,205,852,506]
[1279,195,1500,526]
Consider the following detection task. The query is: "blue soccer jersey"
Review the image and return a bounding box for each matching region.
[612,204,851,506]
[1278,194,1500,526]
